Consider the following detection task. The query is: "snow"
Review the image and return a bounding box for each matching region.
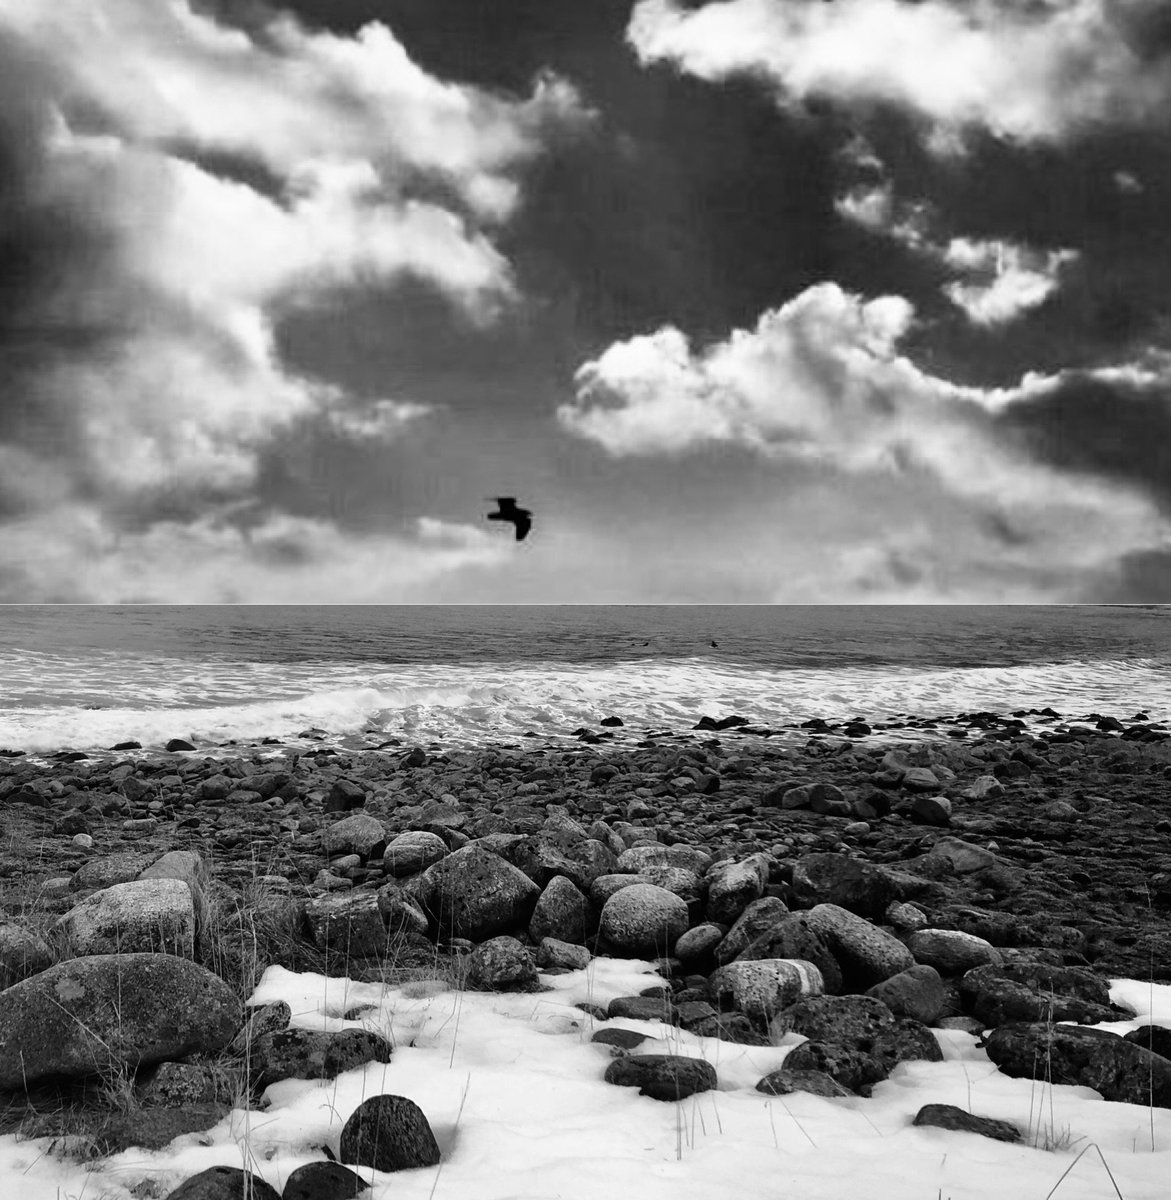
[4,963,1171,1200]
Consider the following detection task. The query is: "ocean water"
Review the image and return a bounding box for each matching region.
[0,605,1167,755]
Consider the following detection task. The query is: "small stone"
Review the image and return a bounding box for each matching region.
[913,1103,1021,1143]
[163,1166,280,1200]
[756,1068,852,1098]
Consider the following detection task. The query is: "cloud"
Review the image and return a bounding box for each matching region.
[627,0,1171,145]
[0,504,510,602]
[835,175,1078,325]
[0,0,585,593]
[561,281,1171,591]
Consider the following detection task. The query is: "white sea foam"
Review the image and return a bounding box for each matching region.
[1,651,1168,754]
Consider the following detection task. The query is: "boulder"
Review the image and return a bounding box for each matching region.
[465,936,541,992]
[249,1028,393,1088]
[913,1103,1021,1143]
[791,854,893,918]
[755,1068,852,1098]
[0,923,53,989]
[339,1094,441,1171]
[984,1023,1171,1107]
[705,854,770,925]
[806,903,914,987]
[714,897,790,965]
[735,913,843,995]
[304,892,388,958]
[163,1167,280,1200]
[55,878,195,958]
[708,959,823,1022]
[529,875,594,945]
[908,929,1002,975]
[0,953,241,1088]
[616,845,713,877]
[418,845,540,941]
[323,813,386,859]
[674,923,725,965]
[909,795,952,826]
[604,1054,717,1101]
[959,961,1117,1026]
[866,964,947,1025]
[138,851,209,906]
[283,1162,369,1200]
[535,938,591,970]
[383,831,448,877]
[599,884,689,957]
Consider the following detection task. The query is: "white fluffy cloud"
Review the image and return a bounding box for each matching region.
[836,179,1078,325]
[628,0,1171,144]
[560,282,1168,558]
[0,0,585,496]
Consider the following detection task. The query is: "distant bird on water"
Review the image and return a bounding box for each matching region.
[486,496,532,541]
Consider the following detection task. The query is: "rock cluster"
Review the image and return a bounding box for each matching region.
[0,708,1169,1188]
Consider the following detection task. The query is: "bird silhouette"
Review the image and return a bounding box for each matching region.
[486,496,532,541]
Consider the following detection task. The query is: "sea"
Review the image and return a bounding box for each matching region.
[0,605,1168,758]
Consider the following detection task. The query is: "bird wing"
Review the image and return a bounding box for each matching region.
[514,514,532,540]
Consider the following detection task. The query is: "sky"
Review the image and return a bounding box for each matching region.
[3,961,1171,1200]
[1,0,1170,602]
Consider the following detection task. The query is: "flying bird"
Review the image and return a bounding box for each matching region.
[486,496,532,541]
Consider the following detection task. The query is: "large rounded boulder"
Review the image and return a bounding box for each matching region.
[0,953,242,1088]
[599,884,689,957]
[418,844,540,941]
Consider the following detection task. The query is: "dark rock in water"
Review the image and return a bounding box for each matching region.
[604,1054,717,1100]
[984,1023,1171,1107]
[339,1094,441,1172]
[283,1161,369,1200]
[163,1166,281,1200]
[465,935,541,992]
[165,738,197,752]
[913,1103,1021,1143]
[600,716,624,727]
[756,1068,853,1098]
[109,740,142,751]
[1123,1024,1171,1060]
[249,1027,393,1088]
[400,747,428,769]
[591,1028,652,1051]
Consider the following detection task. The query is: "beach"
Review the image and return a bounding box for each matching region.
[2,698,1171,1200]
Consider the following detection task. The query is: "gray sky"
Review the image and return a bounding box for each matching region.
[1,0,1170,602]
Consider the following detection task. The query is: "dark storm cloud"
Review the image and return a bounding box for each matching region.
[999,372,1171,511]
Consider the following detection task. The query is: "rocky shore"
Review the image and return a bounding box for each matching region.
[1,707,1170,1198]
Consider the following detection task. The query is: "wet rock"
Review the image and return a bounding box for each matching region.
[913,1103,1021,1143]
[383,831,448,877]
[165,739,197,753]
[339,1094,441,1172]
[163,1166,281,1200]
[791,853,894,918]
[908,929,1002,975]
[250,1028,393,1088]
[708,959,823,1022]
[604,1054,717,1101]
[806,903,914,987]
[866,964,947,1025]
[0,953,241,1088]
[756,1068,853,1098]
[418,845,540,941]
[465,935,541,992]
[599,883,689,957]
[984,1023,1171,1107]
